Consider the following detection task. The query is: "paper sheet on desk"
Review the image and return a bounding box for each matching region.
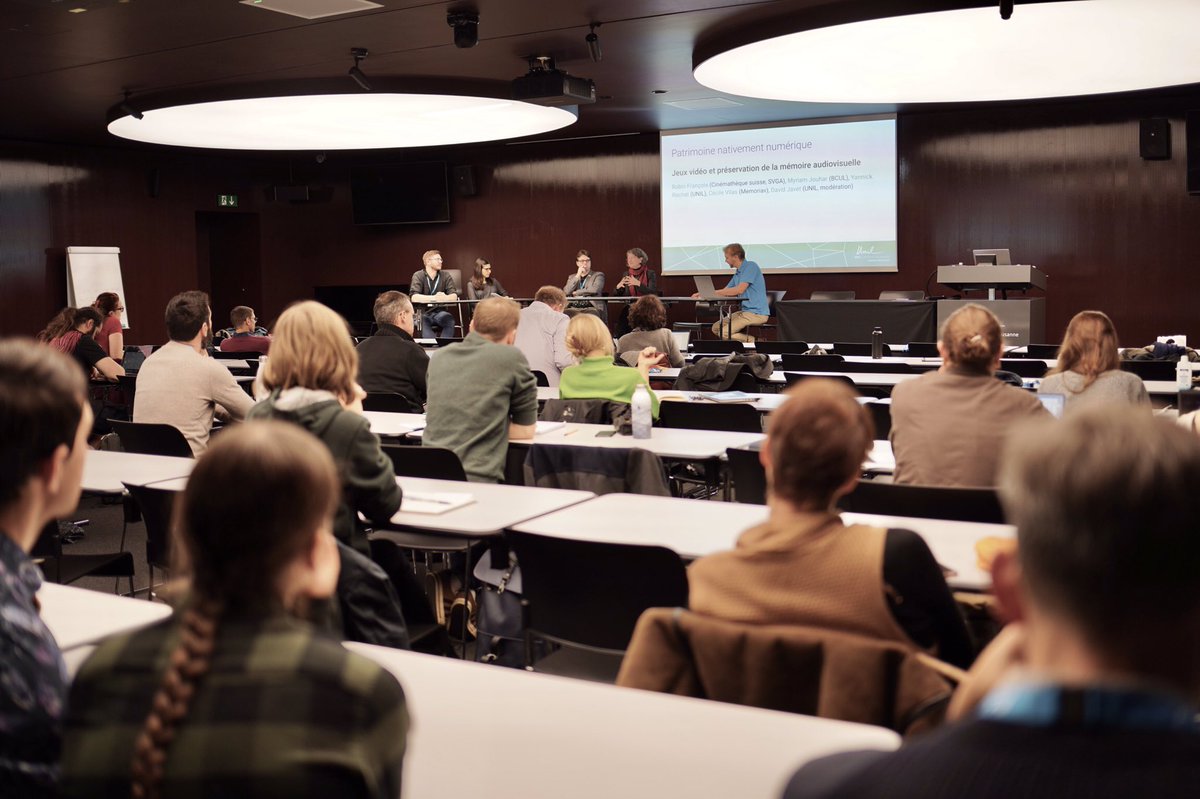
[535,421,566,434]
[863,441,895,472]
[399,492,476,515]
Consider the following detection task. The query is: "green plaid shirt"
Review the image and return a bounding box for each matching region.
[60,613,407,798]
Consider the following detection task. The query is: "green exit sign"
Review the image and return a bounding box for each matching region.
[218,194,239,208]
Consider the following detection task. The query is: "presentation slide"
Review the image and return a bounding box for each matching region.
[660,117,897,274]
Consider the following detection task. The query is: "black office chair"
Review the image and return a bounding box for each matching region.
[1121,359,1176,381]
[725,446,767,505]
[109,420,193,458]
[363,392,423,413]
[810,290,856,301]
[999,359,1048,378]
[836,361,914,374]
[878,290,924,301]
[839,481,1006,524]
[31,520,136,595]
[780,353,845,371]
[1025,344,1060,359]
[754,341,810,355]
[382,444,468,482]
[691,339,745,355]
[784,372,858,391]
[505,531,689,683]
[833,342,893,357]
[659,401,762,434]
[435,337,463,348]
[906,342,939,357]
[123,482,177,598]
[864,401,892,439]
[531,370,550,387]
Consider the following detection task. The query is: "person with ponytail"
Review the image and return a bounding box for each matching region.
[60,421,408,798]
[37,306,124,382]
[889,303,1047,487]
[92,292,126,362]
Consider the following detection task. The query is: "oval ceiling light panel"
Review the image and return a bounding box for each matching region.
[108,94,577,150]
[695,0,1200,104]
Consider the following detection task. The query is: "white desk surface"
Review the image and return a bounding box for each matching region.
[347,642,899,799]
[38,583,172,651]
[217,359,252,370]
[864,440,895,474]
[529,422,764,459]
[379,476,594,537]
[82,449,195,494]
[363,410,427,437]
[513,493,1007,592]
[537,386,788,411]
[769,371,920,387]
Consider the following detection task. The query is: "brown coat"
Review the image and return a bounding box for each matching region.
[616,608,953,735]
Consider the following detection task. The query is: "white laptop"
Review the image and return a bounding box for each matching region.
[693,275,724,299]
[1038,393,1066,418]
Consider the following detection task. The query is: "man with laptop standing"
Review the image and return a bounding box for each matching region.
[693,242,770,343]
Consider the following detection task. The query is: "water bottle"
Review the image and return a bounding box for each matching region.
[1177,356,1192,391]
[631,383,653,439]
[871,327,884,359]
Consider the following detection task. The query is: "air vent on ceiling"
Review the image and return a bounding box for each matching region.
[664,97,743,111]
[239,0,382,20]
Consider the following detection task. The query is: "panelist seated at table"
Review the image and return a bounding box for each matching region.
[612,247,659,337]
[59,422,408,799]
[787,407,1200,799]
[617,295,685,368]
[424,297,538,483]
[409,249,458,339]
[0,341,93,798]
[560,312,662,419]
[692,242,770,344]
[889,304,1047,488]
[465,257,508,301]
[563,249,607,319]
[357,290,429,412]
[674,379,973,670]
[1037,310,1149,413]
[134,291,254,455]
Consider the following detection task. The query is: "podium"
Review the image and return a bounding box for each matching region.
[935,264,1047,346]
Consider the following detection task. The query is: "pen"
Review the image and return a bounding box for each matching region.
[564,429,579,436]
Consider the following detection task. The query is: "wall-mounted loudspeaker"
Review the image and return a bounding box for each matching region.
[1188,111,1200,195]
[1139,117,1171,160]
[453,164,477,197]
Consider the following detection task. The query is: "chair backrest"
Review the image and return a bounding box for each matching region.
[784,372,858,391]
[211,350,250,360]
[727,367,759,392]
[539,398,622,424]
[505,531,689,652]
[863,402,892,439]
[725,446,766,504]
[837,361,914,374]
[999,359,1047,378]
[754,340,809,355]
[833,342,893,357]
[659,401,762,433]
[363,392,422,413]
[109,420,193,458]
[1025,343,1060,359]
[839,480,1005,524]
[878,290,924,301]
[780,353,847,371]
[435,336,462,348]
[382,444,467,481]
[123,482,178,570]
[905,342,939,357]
[1121,359,1176,381]
[443,268,463,294]
[691,339,745,355]
[531,369,550,387]
[810,290,856,301]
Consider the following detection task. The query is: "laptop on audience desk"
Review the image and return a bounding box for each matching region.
[121,346,147,374]
[693,276,724,300]
[1038,393,1065,418]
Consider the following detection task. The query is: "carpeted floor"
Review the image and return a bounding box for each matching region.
[58,494,155,597]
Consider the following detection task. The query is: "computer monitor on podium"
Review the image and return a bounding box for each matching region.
[972,248,1012,265]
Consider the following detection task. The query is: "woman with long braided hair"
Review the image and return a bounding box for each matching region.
[59,421,408,798]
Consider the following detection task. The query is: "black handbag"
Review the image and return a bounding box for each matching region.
[475,554,525,668]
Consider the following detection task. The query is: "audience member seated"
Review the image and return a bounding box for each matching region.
[685,379,973,668]
[785,406,1200,799]
[0,341,91,798]
[134,291,253,455]
[92,292,125,362]
[59,422,407,799]
[466,257,508,300]
[890,303,1046,487]
[1037,310,1148,413]
[38,306,124,383]
[424,297,537,482]
[356,291,429,411]
[409,249,458,339]
[514,285,573,387]
[563,249,606,319]
[617,294,685,368]
[218,305,272,355]
[249,301,401,554]
[559,313,661,419]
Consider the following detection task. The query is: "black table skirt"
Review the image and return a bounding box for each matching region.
[777,301,937,344]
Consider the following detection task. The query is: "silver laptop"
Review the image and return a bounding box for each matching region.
[693,275,723,299]
[1038,393,1066,418]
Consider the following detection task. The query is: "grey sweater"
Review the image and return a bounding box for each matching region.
[1038,369,1149,413]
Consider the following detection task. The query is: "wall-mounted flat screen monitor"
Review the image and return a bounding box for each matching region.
[660,115,897,275]
[972,248,1012,265]
[351,162,450,225]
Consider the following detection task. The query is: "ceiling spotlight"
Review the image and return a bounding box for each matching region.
[1000,0,1014,20]
[348,47,372,92]
[119,91,143,120]
[448,11,479,49]
[586,23,602,63]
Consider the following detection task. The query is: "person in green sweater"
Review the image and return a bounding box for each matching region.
[559,312,663,418]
